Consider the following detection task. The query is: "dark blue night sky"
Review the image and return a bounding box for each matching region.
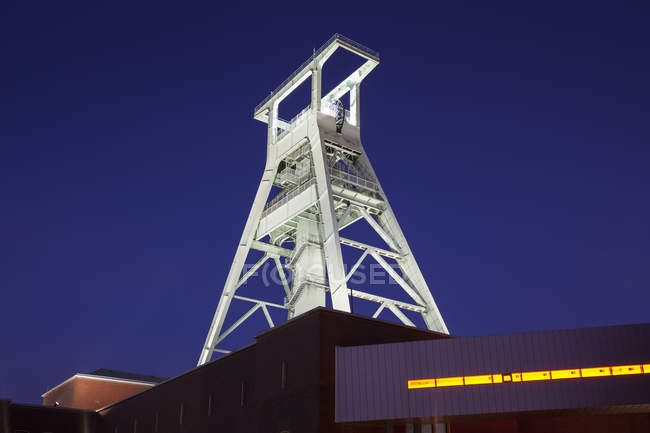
[1,1,648,404]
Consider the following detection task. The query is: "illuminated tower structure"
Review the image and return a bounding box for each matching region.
[198,34,448,366]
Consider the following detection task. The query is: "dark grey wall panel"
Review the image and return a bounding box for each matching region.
[335,323,650,422]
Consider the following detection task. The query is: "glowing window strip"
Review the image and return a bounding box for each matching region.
[407,363,650,389]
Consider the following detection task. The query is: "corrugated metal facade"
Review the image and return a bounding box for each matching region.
[335,323,650,422]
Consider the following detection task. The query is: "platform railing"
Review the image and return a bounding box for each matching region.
[263,167,377,218]
[262,176,317,217]
[334,34,379,60]
[329,167,379,193]
[254,34,379,114]
[277,105,311,141]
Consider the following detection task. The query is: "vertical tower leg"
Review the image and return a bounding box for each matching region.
[197,162,278,365]
[290,217,327,316]
[357,153,448,333]
[198,115,280,365]
[349,84,360,127]
[309,128,350,312]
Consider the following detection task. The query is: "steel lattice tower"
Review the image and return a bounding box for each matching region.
[198,34,448,366]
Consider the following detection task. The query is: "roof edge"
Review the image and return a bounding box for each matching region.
[41,373,157,398]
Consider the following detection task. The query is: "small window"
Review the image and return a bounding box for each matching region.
[208,393,214,416]
[281,361,287,389]
[179,403,184,425]
[133,419,137,433]
[154,411,159,433]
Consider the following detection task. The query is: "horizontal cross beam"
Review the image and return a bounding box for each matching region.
[339,237,401,260]
[251,240,292,258]
[349,289,426,313]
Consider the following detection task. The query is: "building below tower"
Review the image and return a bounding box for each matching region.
[2,309,649,433]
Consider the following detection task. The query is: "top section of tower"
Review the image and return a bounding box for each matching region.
[253,34,380,126]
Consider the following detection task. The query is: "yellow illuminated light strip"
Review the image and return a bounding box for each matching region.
[612,365,643,375]
[407,379,436,389]
[463,374,493,385]
[407,363,649,390]
[550,369,580,379]
[521,370,551,381]
[581,367,610,377]
[436,376,464,387]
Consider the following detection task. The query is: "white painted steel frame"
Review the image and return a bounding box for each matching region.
[197,106,281,366]
[198,34,448,366]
